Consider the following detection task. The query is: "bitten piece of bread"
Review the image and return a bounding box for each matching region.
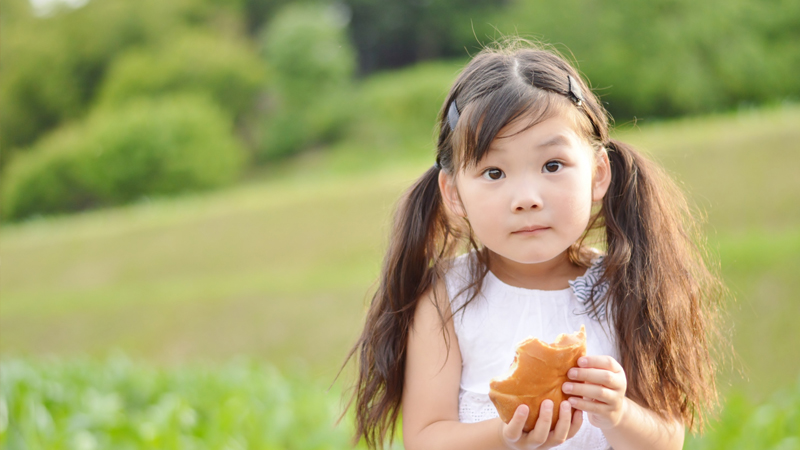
[489,325,587,432]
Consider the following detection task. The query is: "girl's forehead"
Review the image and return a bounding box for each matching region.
[477,116,591,164]
[492,114,583,148]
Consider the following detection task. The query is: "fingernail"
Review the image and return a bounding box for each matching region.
[568,368,578,379]
[569,397,578,405]
[562,382,573,393]
[578,357,588,366]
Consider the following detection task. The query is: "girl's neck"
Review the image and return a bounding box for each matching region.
[487,249,587,290]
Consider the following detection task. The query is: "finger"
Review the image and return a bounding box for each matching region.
[568,396,608,414]
[566,408,583,439]
[524,400,554,446]
[549,401,573,443]
[503,404,529,442]
[562,381,617,404]
[567,367,625,390]
[576,355,623,373]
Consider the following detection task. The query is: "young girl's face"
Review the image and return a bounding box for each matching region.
[441,113,611,266]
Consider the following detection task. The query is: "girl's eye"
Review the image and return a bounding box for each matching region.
[543,161,563,173]
[482,168,505,180]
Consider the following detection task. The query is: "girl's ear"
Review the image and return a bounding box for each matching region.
[438,170,467,217]
[592,148,612,202]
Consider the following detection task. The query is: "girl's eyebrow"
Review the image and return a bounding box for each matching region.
[537,134,572,148]
[486,132,574,155]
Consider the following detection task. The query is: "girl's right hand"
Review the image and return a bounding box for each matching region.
[499,400,583,449]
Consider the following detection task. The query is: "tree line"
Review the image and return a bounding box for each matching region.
[2,0,797,220]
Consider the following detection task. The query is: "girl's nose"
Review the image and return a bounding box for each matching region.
[514,200,541,211]
[511,180,543,211]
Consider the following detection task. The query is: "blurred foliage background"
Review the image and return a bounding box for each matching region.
[1,0,799,448]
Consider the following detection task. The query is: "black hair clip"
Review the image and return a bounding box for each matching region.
[567,75,584,106]
[447,99,460,130]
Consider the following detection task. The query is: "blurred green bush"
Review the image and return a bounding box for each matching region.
[1,95,245,221]
[259,3,354,105]
[255,3,357,160]
[98,32,267,121]
[357,60,461,141]
[0,0,203,169]
[483,0,800,118]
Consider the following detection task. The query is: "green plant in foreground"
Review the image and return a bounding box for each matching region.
[684,376,800,450]
[2,356,797,450]
[0,356,369,450]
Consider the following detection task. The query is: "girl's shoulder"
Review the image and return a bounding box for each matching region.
[448,251,476,273]
[441,251,486,312]
[442,251,478,292]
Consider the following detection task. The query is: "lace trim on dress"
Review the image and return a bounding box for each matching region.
[458,389,498,424]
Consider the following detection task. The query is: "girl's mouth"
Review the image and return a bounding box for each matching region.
[512,226,550,234]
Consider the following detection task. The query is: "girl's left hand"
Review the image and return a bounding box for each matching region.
[561,355,628,431]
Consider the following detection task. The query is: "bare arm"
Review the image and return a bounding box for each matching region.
[402,284,581,450]
[401,282,502,450]
[602,398,684,450]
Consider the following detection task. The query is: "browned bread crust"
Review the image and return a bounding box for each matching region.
[489,325,587,432]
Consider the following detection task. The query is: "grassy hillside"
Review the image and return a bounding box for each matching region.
[617,107,800,398]
[2,104,799,404]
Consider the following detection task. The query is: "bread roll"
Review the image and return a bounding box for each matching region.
[489,325,586,432]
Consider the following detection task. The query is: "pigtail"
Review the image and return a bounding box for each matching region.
[339,165,456,449]
[600,138,723,431]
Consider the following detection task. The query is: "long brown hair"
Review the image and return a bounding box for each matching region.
[338,39,725,449]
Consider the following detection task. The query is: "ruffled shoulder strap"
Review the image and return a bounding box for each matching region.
[568,256,610,320]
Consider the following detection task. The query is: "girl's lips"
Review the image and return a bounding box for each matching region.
[512,226,550,234]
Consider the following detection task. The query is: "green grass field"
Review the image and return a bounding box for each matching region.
[2,103,800,447]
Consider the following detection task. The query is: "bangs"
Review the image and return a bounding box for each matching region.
[450,83,595,170]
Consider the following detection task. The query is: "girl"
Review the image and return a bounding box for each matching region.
[341,40,723,450]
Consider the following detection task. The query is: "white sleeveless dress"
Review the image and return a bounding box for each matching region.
[445,253,618,450]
